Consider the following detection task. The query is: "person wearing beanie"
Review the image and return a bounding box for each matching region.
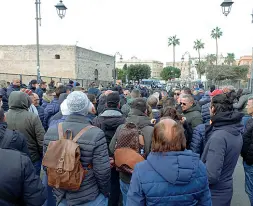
[93,92,126,206]
[44,91,111,206]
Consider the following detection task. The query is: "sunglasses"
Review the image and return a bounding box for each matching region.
[180,102,187,106]
[175,93,180,96]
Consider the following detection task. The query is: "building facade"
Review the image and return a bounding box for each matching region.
[116,56,163,79]
[0,45,114,84]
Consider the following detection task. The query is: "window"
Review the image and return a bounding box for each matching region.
[94,69,98,81]
[55,54,60,59]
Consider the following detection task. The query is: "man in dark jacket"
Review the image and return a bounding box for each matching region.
[7,78,20,98]
[121,89,141,117]
[181,94,203,129]
[201,94,243,206]
[35,80,47,105]
[109,98,153,206]
[6,91,45,176]
[44,85,67,130]
[28,79,38,93]
[147,95,161,123]
[241,96,253,204]
[233,88,251,114]
[0,148,47,205]
[93,92,125,206]
[44,91,110,206]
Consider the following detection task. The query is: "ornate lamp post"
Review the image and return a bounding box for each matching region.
[35,0,67,81]
[220,0,234,16]
[55,0,68,19]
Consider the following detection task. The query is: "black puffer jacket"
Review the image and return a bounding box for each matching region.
[0,148,47,206]
[0,122,29,156]
[0,88,9,112]
[44,115,111,206]
[92,108,125,156]
[241,118,253,165]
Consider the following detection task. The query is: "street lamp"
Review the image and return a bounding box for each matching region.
[113,52,123,85]
[220,0,234,16]
[55,0,68,19]
[35,0,67,81]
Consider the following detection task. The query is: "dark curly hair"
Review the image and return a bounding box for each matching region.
[211,94,233,113]
[161,107,183,121]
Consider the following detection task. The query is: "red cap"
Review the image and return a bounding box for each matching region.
[210,89,223,97]
[24,89,33,96]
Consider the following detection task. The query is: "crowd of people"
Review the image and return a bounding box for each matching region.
[0,78,253,206]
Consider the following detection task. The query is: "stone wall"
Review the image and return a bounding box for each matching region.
[75,47,114,82]
[0,45,76,80]
[0,45,114,84]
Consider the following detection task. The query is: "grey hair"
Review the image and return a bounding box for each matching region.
[248,96,253,101]
[181,94,194,103]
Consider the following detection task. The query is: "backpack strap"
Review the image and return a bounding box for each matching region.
[73,125,95,143]
[58,123,65,140]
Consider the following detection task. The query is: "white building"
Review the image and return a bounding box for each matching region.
[116,56,163,79]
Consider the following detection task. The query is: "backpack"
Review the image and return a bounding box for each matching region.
[42,123,94,191]
[114,123,145,174]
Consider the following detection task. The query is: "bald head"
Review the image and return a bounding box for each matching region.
[32,93,40,106]
[152,118,186,152]
[12,78,20,87]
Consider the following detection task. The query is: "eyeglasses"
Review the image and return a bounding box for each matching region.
[175,93,180,96]
[180,102,187,106]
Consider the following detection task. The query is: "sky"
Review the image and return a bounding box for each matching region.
[0,0,253,64]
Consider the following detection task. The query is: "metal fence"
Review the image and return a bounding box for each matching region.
[0,73,111,89]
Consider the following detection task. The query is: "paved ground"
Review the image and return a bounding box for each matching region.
[231,157,250,206]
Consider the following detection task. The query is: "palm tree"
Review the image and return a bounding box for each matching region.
[206,54,217,66]
[211,27,223,66]
[194,39,205,78]
[168,35,180,67]
[224,53,235,66]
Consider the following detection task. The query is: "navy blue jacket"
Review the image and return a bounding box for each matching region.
[36,105,45,127]
[41,100,49,109]
[0,88,9,112]
[190,123,209,155]
[127,151,212,206]
[35,87,45,105]
[0,122,30,157]
[43,98,60,130]
[201,111,243,206]
[0,148,47,206]
[201,102,211,124]
[6,84,20,98]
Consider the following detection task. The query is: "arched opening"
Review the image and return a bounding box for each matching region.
[94,69,98,81]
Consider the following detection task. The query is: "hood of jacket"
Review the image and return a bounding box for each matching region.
[8,91,30,110]
[147,150,199,185]
[184,103,201,113]
[210,111,244,136]
[126,108,151,128]
[42,93,53,103]
[100,108,123,117]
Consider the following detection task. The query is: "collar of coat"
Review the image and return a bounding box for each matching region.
[65,114,92,124]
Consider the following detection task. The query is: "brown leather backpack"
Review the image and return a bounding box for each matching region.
[114,123,145,174]
[42,123,94,191]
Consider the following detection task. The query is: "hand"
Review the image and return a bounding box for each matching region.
[180,117,186,123]
[109,157,115,168]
